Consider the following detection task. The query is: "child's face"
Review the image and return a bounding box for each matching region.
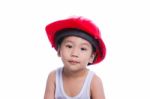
[58,36,95,71]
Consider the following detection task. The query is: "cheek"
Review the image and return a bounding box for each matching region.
[59,48,70,58]
[80,53,92,61]
[85,52,94,62]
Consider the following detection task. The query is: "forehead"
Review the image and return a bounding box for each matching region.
[62,36,92,46]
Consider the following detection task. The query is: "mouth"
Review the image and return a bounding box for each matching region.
[68,60,80,65]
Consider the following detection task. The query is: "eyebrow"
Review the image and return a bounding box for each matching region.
[63,40,73,44]
[81,42,91,47]
[64,39,91,47]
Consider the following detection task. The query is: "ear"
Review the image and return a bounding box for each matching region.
[89,53,96,64]
[57,48,61,57]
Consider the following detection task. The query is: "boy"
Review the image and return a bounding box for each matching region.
[44,16,106,99]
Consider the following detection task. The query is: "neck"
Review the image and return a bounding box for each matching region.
[62,67,88,78]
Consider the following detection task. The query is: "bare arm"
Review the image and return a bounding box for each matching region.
[91,74,105,99]
[44,71,56,99]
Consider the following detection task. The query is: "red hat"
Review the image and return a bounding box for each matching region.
[45,17,106,65]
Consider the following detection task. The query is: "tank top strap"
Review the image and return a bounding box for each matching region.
[55,67,63,98]
[80,70,94,97]
[84,70,94,89]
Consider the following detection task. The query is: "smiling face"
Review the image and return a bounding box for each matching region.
[58,36,95,72]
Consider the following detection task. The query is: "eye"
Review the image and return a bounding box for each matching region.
[66,44,72,48]
[81,47,87,51]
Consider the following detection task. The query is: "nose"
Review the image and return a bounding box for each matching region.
[71,48,79,58]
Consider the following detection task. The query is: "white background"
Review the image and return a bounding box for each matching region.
[0,0,150,99]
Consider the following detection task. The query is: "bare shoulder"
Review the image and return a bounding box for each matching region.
[46,70,56,86]
[91,74,105,99]
[48,70,56,82]
[44,70,56,99]
[92,74,103,86]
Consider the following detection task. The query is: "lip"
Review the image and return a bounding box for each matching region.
[68,60,80,65]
